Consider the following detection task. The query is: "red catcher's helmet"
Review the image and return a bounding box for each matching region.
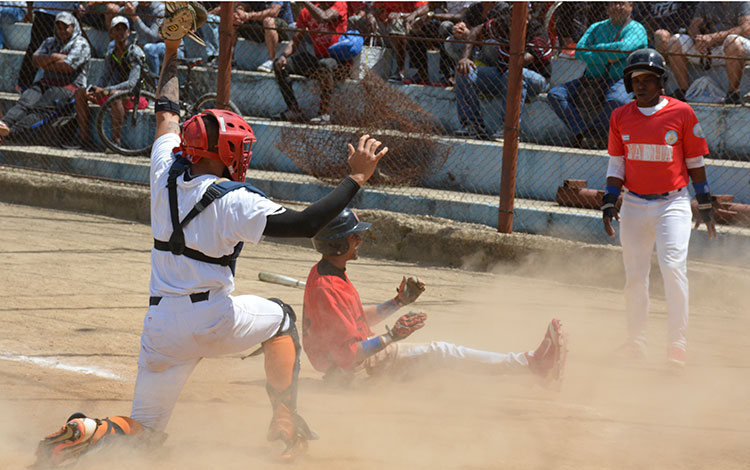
[178,109,256,182]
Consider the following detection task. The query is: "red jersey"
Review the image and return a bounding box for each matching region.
[302,260,374,372]
[608,97,709,194]
[372,2,425,23]
[296,2,348,58]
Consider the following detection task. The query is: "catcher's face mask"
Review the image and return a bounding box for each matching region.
[180,109,256,182]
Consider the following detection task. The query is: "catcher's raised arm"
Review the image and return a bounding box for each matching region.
[154,2,208,139]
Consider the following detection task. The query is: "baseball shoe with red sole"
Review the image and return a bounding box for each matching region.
[526,318,568,385]
[667,345,686,368]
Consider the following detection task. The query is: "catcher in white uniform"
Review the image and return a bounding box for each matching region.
[602,48,716,368]
[32,7,388,467]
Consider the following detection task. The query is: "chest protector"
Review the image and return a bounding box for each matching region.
[153,156,266,275]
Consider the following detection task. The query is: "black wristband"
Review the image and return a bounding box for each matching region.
[695,192,713,222]
[155,97,180,114]
[601,192,618,211]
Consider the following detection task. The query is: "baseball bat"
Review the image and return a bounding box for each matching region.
[258,271,306,288]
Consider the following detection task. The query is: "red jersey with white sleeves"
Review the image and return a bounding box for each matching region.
[608,97,709,194]
[296,2,348,58]
[302,259,374,372]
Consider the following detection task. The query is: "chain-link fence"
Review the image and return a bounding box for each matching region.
[0,2,748,245]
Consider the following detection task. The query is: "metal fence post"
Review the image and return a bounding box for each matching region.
[498,1,529,233]
[217,2,234,109]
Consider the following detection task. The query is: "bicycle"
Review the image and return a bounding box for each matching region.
[96,58,242,156]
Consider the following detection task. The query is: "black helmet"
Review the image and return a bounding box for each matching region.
[312,209,371,256]
[623,48,668,93]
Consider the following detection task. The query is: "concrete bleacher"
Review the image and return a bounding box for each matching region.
[0,22,748,259]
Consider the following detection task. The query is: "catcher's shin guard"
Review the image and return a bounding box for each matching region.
[33,413,143,468]
[263,299,318,461]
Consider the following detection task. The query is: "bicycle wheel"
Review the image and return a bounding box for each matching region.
[96,90,158,156]
[192,93,242,116]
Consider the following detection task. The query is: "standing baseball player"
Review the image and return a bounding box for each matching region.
[302,209,567,385]
[32,4,388,467]
[602,48,716,368]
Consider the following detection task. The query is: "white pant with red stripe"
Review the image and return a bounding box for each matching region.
[620,188,692,351]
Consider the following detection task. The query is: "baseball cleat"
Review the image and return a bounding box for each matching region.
[527,318,568,384]
[667,345,686,367]
[267,408,318,462]
[613,340,647,362]
[32,413,98,468]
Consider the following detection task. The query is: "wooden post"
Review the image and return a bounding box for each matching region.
[216,2,234,109]
[497,2,529,233]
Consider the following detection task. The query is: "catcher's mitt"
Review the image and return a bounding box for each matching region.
[396,276,426,306]
[388,312,427,341]
[160,1,208,45]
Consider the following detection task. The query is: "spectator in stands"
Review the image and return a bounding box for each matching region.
[77,1,121,32]
[16,2,78,93]
[430,1,472,85]
[550,3,608,56]
[234,2,294,73]
[444,2,505,71]
[666,2,750,104]
[0,12,91,141]
[272,1,348,124]
[371,1,422,83]
[197,2,220,66]
[347,1,376,36]
[547,2,647,149]
[122,1,184,73]
[633,2,696,56]
[454,2,551,140]
[402,2,466,86]
[0,1,27,50]
[71,15,146,150]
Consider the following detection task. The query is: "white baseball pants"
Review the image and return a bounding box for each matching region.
[620,188,692,351]
[130,292,287,431]
[361,341,529,378]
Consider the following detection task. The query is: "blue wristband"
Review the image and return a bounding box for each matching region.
[605,185,621,197]
[692,181,710,194]
[361,336,383,356]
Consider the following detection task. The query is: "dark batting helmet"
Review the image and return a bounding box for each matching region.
[312,209,371,256]
[623,48,668,93]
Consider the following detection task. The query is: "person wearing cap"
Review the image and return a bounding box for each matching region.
[0,11,90,141]
[547,2,647,149]
[302,208,568,386]
[602,48,715,368]
[72,15,147,150]
[15,2,78,92]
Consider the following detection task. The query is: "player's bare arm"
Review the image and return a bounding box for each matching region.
[155,39,181,139]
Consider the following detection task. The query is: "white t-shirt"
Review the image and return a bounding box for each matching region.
[148,133,283,296]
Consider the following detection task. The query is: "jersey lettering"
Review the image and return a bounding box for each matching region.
[626,143,674,162]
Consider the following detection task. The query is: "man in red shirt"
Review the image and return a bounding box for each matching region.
[303,209,567,384]
[273,1,348,124]
[602,48,716,369]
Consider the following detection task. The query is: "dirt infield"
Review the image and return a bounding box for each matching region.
[1,202,749,470]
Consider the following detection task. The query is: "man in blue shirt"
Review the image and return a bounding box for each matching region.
[547,1,647,149]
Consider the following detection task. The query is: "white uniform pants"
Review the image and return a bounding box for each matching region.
[130,292,286,431]
[620,188,692,350]
[360,341,529,378]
